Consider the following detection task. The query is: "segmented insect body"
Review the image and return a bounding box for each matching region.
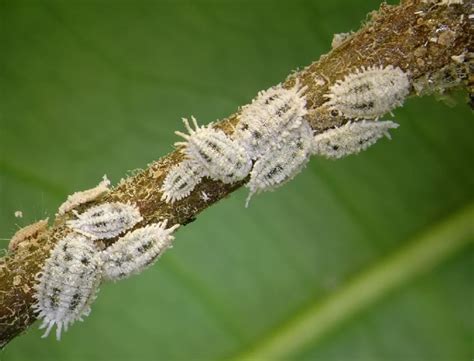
[324,65,410,119]
[245,120,313,206]
[9,218,48,252]
[175,117,252,183]
[331,31,354,49]
[235,84,308,159]
[161,160,205,203]
[101,220,180,281]
[67,202,142,240]
[33,234,102,340]
[312,120,399,159]
[57,175,110,216]
[422,0,464,5]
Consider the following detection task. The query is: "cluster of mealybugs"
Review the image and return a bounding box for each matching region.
[162,84,315,206]
[324,65,410,119]
[34,201,179,340]
[162,65,411,205]
[35,62,412,340]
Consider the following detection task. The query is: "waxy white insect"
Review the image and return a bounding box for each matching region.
[34,217,181,340]
[67,202,142,240]
[9,218,48,252]
[422,0,464,5]
[57,175,110,216]
[101,221,180,281]
[245,119,313,206]
[331,31,354,49]
[33,234,102,340]
[175,117,252,183]
[324,65,410,119]
[312,120,399,159]
[235,84,308,159]
[161,160,205,203]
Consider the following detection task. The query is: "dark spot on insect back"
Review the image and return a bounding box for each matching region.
[93,221,108,228]
[353,83,371,93]
[69,293,81,311]
[266,165,283,179]
[137,241,153,254]
[354,101,374,110]
[50,287,61,308]
[199,150,212,163]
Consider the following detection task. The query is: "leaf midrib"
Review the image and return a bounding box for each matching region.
[230,203,474,360]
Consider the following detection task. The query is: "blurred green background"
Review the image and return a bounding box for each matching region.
[1,0,473,360]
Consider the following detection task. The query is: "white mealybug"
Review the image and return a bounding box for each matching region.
[245,120,313,207]
[33,234,102,340]
[9,218,48,252]
[234,84,308,159]
[161,160,204,203]
[57,175,110,216]
[67,202,143,240]
[422,0,464,5]
[312,120,399,159]
[324,65,410,119]
[331,31,354,49]
[101,220,180,281]
[175,117,252,184]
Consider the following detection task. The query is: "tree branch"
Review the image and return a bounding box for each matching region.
[0,0,471,347]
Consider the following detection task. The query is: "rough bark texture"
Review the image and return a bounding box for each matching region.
[0,0,471,348]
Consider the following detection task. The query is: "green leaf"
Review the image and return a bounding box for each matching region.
[1,0,472,360]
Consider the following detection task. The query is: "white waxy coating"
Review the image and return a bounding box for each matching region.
[57,175,110,216]
[235,84,308,159]
[245,120,313,207]
[161,160,204,203]
[33,234,102,340]
[324,65,410,119]
[101,220,179,281]
[312,120,399,159]
[67,202,142,240]
[175,117,252,183]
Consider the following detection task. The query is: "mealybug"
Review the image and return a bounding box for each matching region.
[422,0,464,5]
[234,84,308,159]
[33,234,102,340]
[9,218,48,252]
[67,202,142,240]
[57,176,110,216]
[161,160,204,203]
[101,220,180,281]
[331,31,354,49]
[175,117,252,184]
[245,120,313,206]
[324,65,410,119]
[312,120,399,159]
